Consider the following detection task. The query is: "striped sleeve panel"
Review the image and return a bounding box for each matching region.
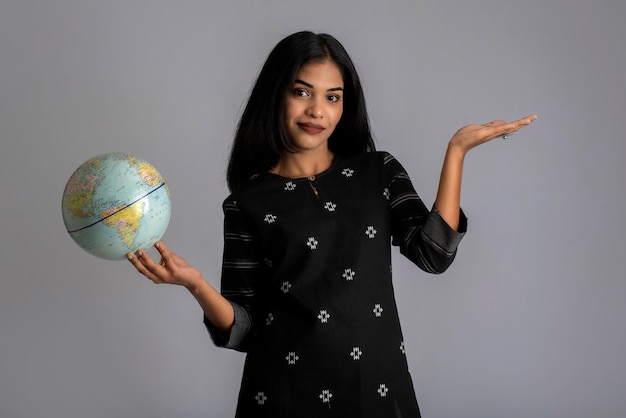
[384,152,466,274]
[216,196,268,350]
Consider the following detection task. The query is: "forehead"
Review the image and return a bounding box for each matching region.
[295,60,344,87]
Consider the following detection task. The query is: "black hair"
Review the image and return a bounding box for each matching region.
[226,31,376,192]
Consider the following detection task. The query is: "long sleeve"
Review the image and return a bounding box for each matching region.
[384,152,467,274]
[204,195,268,352]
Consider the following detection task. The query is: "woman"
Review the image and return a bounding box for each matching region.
[128,31,536,417]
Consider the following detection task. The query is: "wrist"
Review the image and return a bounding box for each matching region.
[185,275,208,295]
[446,141,467,161]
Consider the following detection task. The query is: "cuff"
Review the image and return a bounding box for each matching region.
[422,207,467,255]
[204,301,252,352]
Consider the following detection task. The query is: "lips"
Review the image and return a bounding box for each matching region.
[297,122,325,135]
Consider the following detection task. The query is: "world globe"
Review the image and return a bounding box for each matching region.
[62,152,171,260]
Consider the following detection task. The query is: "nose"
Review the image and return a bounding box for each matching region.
[306,100,323,118]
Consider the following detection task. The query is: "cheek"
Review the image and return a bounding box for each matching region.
[283,103,292,121]
[283,98,298,119]
[287,105,309,123]
[332,107,344,126]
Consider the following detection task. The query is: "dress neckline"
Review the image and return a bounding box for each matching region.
[266,155,341,181]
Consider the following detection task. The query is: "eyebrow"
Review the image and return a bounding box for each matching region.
[294,79,344,92]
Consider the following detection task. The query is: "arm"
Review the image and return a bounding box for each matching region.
[386,153,466,274]
[186,270,234,333]
[130,196,264,351]
[434,114,538,230]
[128,241,234,333]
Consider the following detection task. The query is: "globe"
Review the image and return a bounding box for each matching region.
[62,152,171,260]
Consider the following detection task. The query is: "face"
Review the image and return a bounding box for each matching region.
[283,60,344,154]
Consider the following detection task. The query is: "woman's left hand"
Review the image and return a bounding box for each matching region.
[449,114,538,155]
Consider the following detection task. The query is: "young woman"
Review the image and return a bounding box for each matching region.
[128,31,536,417]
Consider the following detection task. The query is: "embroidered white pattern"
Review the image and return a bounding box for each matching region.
[383,188,390,200]
[342,268,356,281]
[284,181,296,191]
[373,304,384,317]
[400,341,406,354]
[264,214,277,224]
[265,313,274,326]
[286,352,300,365]
[378,384,389,397]
[342,168,355,177]
[319,389,333,404]
[249,173,260,180]
[255,391,268,405]
[306,237,319,250]
[350,347,363,360]
[280,281,292,294]
[324,201,337,212]
[365,226,377,238]
[317,310,331,323]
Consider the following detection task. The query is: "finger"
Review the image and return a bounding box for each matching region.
[510,114,537,128]
[153,240,173,259]
[153,240,178,269]
[127,251,162,283]
[497,114,538,137]
[522,114,538,123]
[136,249,166,276]
[483,120,506,127]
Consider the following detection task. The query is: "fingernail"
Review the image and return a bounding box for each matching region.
[137,250,143,257]
[154,242,160,248]
[127,253,133,260]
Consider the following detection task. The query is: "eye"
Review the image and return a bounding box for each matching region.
[327,94,341,103]
[293,88,309,97]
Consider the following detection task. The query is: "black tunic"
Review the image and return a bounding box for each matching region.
[207,151,467,417]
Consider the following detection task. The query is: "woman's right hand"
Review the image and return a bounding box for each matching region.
[127,240,204,290]
[129,240,235,332]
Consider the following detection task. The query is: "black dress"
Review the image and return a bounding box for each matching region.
[206,151,467,417]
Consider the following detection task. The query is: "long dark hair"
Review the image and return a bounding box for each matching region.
[226,31,376,192]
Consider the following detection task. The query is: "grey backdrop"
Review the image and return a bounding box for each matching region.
[1,1,624,417]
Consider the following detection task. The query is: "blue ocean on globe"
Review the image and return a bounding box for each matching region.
[62,152,171,260]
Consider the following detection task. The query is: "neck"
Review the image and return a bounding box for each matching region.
[272,150,335,179]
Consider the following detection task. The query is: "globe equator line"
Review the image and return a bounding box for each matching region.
[67,182,167,234]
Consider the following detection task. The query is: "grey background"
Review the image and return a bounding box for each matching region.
[1,0,624,417]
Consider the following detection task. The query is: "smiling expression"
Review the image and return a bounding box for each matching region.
[283,59,344,155]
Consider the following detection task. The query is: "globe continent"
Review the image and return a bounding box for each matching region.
[62,152,171,260]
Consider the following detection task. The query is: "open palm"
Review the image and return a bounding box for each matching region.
[450,114,537,154]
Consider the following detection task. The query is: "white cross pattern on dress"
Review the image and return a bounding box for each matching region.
[324,201,337,211]
[280,281,292,294]
[341,168,355,177]
[306,237,318,250]
[383,188,390,200]
[284,181,296,191]
[319,389,333,405]
[350,347,363,360]
[377,384,389,397]
[365,226,377,238]
[264,214,277,224]
[285,352,299,365]
[317,310,331,323]
[373,303,384,317]
[342,268,356,281]
[255,391,268,405]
